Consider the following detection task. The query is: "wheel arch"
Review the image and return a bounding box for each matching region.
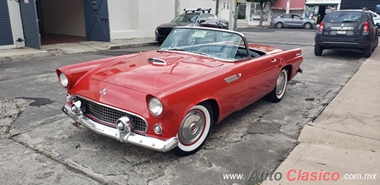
[282,64,293,81]
[200,99,219,125]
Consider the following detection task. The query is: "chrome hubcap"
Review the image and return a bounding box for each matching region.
[276,72,286,96]
[179,110,204,145]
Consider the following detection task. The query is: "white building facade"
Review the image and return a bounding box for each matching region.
[305,0,342,23]
[1,0,216,49]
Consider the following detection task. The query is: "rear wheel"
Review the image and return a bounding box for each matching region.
[266,68,288,103]
[373,36,378,51]
[314,44,324,56]
[276,22,283,29]
[304,23,312,29]
[363,46,372,57]
[173,103,213,156]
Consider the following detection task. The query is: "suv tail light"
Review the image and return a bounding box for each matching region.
[318,22,324,32]
[363,21,369,34]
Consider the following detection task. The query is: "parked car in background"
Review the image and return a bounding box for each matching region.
[314,10,378,57]
[57,27,303,156]
[270,14,316,29]
[155,8,228,44]
[250,10,268,21]
[366,9,380,26]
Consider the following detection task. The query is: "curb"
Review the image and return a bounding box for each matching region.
[0,41,160,64]
[109,42,159,50]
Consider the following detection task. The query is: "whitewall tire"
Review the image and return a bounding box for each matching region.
[173,103,212,156]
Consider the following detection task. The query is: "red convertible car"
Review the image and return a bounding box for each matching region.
[57,27,303,156]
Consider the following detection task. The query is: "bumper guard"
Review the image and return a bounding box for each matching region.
[62,104,178,152]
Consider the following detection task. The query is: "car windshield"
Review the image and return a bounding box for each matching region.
[171,13,199,23]
[325,12,364,23]
[159,28,248,61]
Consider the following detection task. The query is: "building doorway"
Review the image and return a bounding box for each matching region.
[317,6,326,24]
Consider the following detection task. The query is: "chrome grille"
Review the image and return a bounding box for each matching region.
[157,28,172,36]
[78,97,147,133]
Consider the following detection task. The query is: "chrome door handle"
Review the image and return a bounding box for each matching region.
[271,59,277,63]
[224,73,242,83]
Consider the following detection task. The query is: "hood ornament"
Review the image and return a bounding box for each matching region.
[99,88,107,96]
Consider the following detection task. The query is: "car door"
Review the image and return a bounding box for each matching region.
[246,55,279,104]
[215,61,250,117]
[291,15,303,27]
[281,14,292,27]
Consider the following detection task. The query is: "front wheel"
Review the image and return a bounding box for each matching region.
[173,103,213,156]
[266,69,288,103]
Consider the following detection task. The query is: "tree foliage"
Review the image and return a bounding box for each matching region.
[246,0,278,26]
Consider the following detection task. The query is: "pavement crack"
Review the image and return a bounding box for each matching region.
[320,127,380,142]
[10,138,105,184]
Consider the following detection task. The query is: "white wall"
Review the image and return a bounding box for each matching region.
[5,0,25,48]
[108,0,175,39]
[108,0,218,39]
[179,0,216,13]
[41,0,85,36]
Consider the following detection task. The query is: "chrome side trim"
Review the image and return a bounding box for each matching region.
[62,104,177,152]
[76,95,148,133]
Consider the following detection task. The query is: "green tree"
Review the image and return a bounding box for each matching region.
[247,0,277,27]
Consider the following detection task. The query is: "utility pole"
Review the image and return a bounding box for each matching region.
[175,0,180,16]
[216,0,219,15]
[286,0,290,14]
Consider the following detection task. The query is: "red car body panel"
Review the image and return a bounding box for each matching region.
[57,44,302,143]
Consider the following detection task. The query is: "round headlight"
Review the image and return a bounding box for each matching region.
[148,97,163,116]
[59,73,69,87]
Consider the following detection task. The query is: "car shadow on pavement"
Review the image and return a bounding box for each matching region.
[317,49,366,59]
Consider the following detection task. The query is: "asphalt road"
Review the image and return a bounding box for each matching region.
[0,28,366,185]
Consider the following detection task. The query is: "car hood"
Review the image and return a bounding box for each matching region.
[157,22,191,29]
[88,50,224,94]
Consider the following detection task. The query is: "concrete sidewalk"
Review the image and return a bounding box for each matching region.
[0,37,157,63]
[263,49,380,184]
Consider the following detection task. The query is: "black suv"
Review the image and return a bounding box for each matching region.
[155,8,228,44]
[314,10,379,57]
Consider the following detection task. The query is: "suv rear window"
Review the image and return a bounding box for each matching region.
[324,11,365,23]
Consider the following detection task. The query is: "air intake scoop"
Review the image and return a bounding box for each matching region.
[148,58,167,66]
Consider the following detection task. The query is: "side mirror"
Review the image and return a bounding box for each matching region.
[199,19,206,23]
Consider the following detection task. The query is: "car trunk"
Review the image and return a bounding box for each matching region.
[322,22,364,38]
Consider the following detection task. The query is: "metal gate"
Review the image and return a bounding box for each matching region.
[0,0,14,46]
[83,0,110,42]
[19,0,41,49]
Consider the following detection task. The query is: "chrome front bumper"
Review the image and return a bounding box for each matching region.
[62,104,178,152]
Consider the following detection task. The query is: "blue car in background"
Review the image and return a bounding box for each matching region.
[270,14,316,29]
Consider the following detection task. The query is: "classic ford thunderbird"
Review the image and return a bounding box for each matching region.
[57,27,303,156]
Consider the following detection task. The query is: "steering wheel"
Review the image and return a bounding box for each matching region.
[235,50,243,58]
